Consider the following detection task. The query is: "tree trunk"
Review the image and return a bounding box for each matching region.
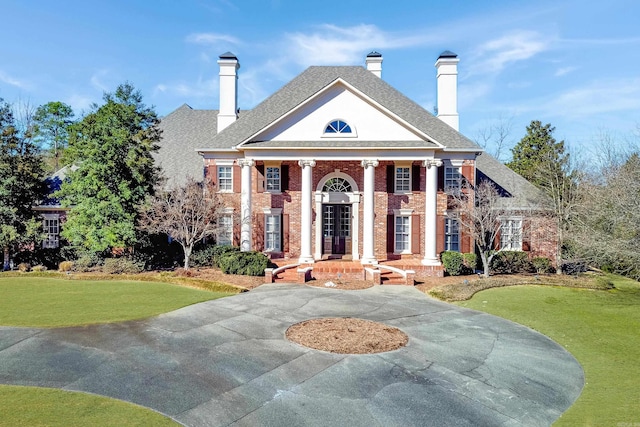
[480,251,491,278]
[182,244,193,270]
[3,247,9,271]
[556,221,563,275]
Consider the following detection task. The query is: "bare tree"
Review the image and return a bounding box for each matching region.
[449,180,525,277]
[473,115,514,162]
[138,177,224,270]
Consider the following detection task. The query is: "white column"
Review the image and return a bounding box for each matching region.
[422,159,442,265]
[352,193,360,260]
[361,159,379,265]
[314,192,323,261]
[238,158,254,252]
[298,159,316,264]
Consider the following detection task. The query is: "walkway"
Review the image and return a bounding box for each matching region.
[0,284,583,426]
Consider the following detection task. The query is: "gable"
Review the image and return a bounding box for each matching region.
[251,81,425,144]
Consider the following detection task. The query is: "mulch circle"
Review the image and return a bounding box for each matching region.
[286,317,408,354]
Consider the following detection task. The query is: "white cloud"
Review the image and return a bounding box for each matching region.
[90,70,111,93]
[0,70,27,88]
[470,30,552,75]
[555,66,577,77]
[65,94,96,113]
[186,32,241,46]
[153,77,218,99]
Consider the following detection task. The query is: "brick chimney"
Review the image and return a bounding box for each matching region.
[365,51,383,78]
[435,50,459,131]
[217,52,240,133]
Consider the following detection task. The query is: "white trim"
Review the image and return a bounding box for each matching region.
[393,162,412,194]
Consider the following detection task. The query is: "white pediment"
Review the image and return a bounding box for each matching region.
[251,81,425,143]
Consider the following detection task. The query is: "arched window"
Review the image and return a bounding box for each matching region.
[324,119,352,134]
[322,177,353,192]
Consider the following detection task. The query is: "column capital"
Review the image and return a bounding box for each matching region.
[361,159,379,169]
[298,159,316,168]
[237,158,255,168]
[423,159,443,168]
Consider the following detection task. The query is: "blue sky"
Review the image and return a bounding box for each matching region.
[1,0,638,160]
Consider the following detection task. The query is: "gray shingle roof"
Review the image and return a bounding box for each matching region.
[156,104,216,185]
[201,66,479,151]
[476,153,545,209]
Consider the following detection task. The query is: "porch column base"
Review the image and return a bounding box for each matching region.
[421,257,441,266]
[298,256,315,264]
[360,257,378,265]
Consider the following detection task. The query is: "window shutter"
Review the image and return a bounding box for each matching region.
[436,215,445,255]
[283,213,290,253]
[256,165,265,193]
[386,165,394,193]
[437,166,444,191]
[232,165,241,193]
[281,165,289,191]
[411,214,420,254]
[462,164,474,186]
[210,166,218,191]
[522,219,531,251]
[412,165,421,192]
[387,214,395,253]
[232,215,241,246]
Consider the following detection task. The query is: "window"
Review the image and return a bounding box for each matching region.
[265,214,281,251]
[445,217,460,252]
[218,166,232,191]
[322,177,352,192]
[500,218,523,250]
[395,167,411,193]
[266,166,280,192]
[324,119,352,134]
[395,216,410,252]
[42,214,60,249]
[217,214,233,246]
[445,166,462,194]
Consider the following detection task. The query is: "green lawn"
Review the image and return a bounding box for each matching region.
[457,275,640,426]
[0,385,179,426]
[0,276,232,327]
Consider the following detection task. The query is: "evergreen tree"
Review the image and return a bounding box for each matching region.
[0,99,46,268]
[33,101,74,171]
[58,83,161,253]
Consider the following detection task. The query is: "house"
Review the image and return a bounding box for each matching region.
[157,51,557,275]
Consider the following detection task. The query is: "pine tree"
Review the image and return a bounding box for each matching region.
[58,83,161,253]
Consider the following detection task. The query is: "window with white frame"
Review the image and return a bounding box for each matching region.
[395,216,410,253]
[395,167,411,193]
[324,119,352,134]
[445,217,460,252]
[500,218,523,250]
[217,214,233,246]
[444,166,462,194]
[265,214,281,252]
[42,214,60,249]
[265,166,280,192]
[217,166,232,191]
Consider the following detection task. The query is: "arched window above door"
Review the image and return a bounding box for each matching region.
[322,177,352,192]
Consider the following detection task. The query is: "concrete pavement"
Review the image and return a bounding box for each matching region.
[0,284,583,426]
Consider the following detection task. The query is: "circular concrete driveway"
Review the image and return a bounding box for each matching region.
[0,284,583,426]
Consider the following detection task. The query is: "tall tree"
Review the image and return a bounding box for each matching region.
[139,178,224,270]
[33,101,74,171]
[0,99,46,268]
[508,120,576,270]
[58,83,161,254]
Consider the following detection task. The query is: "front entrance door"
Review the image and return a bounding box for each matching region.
[322,204,352,256]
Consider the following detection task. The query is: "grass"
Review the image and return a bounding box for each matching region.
[456,275,640,426]
[0,276,235,327]
[0,385,179,426]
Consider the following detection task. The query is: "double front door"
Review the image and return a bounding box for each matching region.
[322,204,351,255]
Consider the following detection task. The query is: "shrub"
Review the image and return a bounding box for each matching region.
[532,257,554,274]
[491,251,534,274]
[218,251,267,276]
[190,245,219,268]
[18,263,31,272]
[561,259,588,275]
[212,245,241,268]
[58,261,74,272]
[13,248,64,270]
[73,252,104,272]
[441,251,465,276]
[102,257,145,274]
[31,265,47,272]
[462,253,477,271]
